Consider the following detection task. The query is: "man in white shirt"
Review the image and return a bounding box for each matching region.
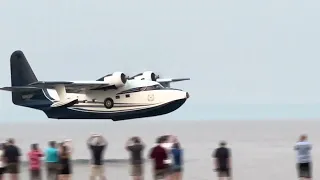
[294,134,312,180]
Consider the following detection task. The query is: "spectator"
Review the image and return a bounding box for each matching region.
[161,135,175,180]
[45,141,59,180]
[149,136,169,180]
[0,143,6,180]
[57,144,72,180]
[294,134,312,180]
[212,141,232,180]
[28,143,44,180]
[171,141,183,180]
[3,138,21,180]
[87,134,107,180]
[125,137,145,180]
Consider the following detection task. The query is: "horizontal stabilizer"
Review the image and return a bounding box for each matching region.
[0,86,41,92]
[156,78,190,83]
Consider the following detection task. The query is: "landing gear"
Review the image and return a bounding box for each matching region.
[104,98,114,109]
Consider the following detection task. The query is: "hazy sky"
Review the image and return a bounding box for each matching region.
[1,0,320,121]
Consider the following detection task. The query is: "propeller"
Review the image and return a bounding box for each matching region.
[155,74,160,80]
[126,71,165,81]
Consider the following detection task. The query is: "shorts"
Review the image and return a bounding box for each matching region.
[46,162,58,174]
[130,164,143,176]
[30,169,41,179]
[153,169,168,180]
[6,163,19,174]
[171,165,183,172]
[216,167,230,177]
[91,165,104,176]
[0,167,6,175]
[58,164,71,175]
[297,163,312,178]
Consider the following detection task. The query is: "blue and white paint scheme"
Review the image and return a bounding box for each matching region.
[0,50,190,121]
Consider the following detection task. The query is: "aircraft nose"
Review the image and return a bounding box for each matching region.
[186,92,190,99]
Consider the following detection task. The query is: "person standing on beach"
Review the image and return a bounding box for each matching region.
[58,140,74,180]
[0,143,6,180]
[294,134,312,180]
[125,137,145,180]
[212,141,232,180]
[28,143,44,180]
[149,136,169,180]
[87,134,107,180]
[171,141,183,180]
[3,138,21,180]
[57,144,72,180]
[45,141,59,180]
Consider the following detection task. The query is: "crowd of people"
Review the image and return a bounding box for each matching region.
[0,133,313,180]
[0,134,184,180]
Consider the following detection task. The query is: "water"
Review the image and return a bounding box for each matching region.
[0,119,319,180]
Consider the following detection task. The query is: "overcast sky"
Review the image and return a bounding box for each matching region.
[1,0,320,121]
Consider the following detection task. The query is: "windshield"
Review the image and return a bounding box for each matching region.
[119,84,164,94]
[140,84,163,91]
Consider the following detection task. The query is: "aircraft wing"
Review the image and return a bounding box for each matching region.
[156,78,190,87]
[28,81,111,92]
[156,78,190,83]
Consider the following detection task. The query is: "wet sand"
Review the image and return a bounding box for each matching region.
[13,163,151,180]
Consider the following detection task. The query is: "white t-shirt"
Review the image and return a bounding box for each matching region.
[161,143,173,164]
[0,150,4,168]
[294,141,312,163]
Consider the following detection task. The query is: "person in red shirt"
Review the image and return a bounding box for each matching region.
[28,143,44,180]
[149,136,169,180]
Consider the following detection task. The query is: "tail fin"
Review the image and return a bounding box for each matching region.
[10,50,38,86]
[9,51,49,106]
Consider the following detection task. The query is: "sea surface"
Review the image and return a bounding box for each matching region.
[0,119,319,180]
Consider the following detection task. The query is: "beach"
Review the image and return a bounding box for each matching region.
[0,119,319,180]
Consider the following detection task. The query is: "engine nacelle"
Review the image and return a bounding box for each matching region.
[134,71,157,81]
[103,72,127,87]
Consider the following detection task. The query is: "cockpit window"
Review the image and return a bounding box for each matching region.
[145,85,163,90]
[118,84,163,95]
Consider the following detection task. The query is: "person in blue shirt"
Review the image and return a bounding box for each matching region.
[294,134,312,180]
[171,142,183,180]
[45,141,59,180]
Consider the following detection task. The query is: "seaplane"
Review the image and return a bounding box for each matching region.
[0,51,190,121]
